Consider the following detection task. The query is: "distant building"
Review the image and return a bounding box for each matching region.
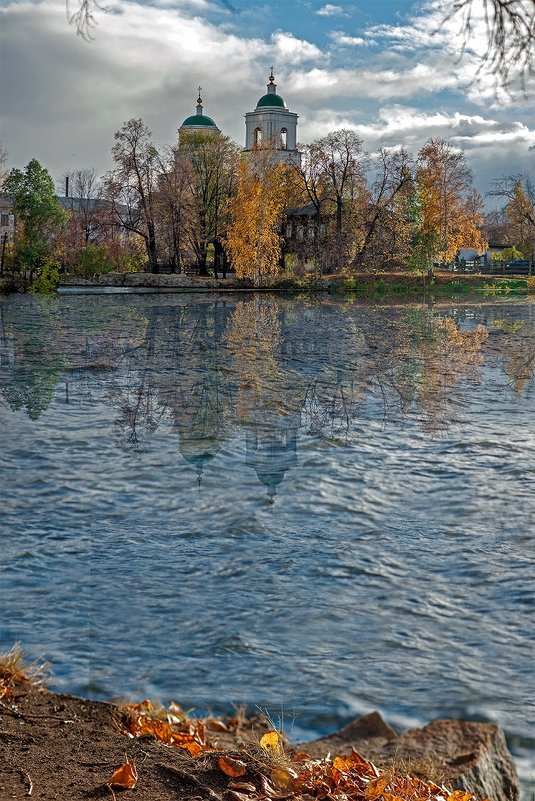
[178,88,220,141]
[245,68,299,165]
[0,195,15,242]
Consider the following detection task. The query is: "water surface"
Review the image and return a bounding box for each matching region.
[0,293,533,791]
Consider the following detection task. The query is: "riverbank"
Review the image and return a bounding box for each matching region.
[0,678,519,801]
[56,270,534,298]
[2,269,533,298]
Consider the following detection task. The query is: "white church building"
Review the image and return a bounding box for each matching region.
[179,69,299,165]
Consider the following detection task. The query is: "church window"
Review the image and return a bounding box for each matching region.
[297,225,304,241]
[254,127,262,146]
[286,223,293,238]
[280,128,287,149]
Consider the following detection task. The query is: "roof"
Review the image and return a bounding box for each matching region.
[285,204,318,217]
[256,94,286,109]
[181,114,219,128]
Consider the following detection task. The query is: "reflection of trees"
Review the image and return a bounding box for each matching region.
[0,299,66,420]
[383,308,489,432]
[2,295,534,494]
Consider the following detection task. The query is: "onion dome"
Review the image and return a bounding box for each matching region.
[180,87,220,132]
[256,67,287,109]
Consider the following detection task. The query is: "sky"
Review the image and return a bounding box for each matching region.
[0,0,534,203]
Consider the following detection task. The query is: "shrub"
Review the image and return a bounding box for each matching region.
[74,244,113,278]
[30,258,61,294]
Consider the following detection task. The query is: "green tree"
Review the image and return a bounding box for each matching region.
[4,159,66,279]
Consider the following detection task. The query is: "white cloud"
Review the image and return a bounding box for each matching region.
[316,4,345,17]
[270,30,324,63]
[329,31,374,47]
[0,0,532,199]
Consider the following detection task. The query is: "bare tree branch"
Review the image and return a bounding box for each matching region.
[66,0,107,40]
[442,0,535,88]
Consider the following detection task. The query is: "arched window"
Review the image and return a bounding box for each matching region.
[254,127,262,146]
[280,128,288,149]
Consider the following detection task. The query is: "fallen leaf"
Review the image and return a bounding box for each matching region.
[109,759,138,789]
[260,730,283,756]
[218,755,247,777]
[228,781,257,792]
[271,766,298,790]
[448,793,474,801]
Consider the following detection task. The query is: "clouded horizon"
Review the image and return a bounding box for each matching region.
[1,0,533,206]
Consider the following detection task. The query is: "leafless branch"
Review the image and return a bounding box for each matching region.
[442,0,535,88]
[66,0,108,40]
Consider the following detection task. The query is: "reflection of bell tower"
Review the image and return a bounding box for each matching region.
[245,418,299,502]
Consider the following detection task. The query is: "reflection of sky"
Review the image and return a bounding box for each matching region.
[0,295,534,794]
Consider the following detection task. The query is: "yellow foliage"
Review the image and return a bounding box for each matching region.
[417,139,487,263]
[225,156,288,284]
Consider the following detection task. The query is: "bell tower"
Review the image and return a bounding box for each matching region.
[245,68,299,164]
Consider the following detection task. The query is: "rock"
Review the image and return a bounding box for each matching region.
[300,714,519,801]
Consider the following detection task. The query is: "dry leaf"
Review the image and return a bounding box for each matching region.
[271,766,298,790]
[218,755,247,778]
[109,759,138,789]
[259,730,283,755]
[228,781,257,792]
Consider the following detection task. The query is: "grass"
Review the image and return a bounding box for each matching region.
[0,643,48,698]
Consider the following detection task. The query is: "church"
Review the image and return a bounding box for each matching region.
[178,69,300,165]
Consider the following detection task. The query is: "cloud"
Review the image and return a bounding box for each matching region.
[316,4,345,17]
[0,0,532,200]
[329,31,375,47]
[270,30,323,63]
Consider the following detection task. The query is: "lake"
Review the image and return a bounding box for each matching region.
[0,292,533,791]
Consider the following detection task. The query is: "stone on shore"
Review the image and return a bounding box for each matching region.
[300,712,519,801]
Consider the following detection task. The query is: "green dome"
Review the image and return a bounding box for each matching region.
[181,114,218,128]
[256,93,286,108]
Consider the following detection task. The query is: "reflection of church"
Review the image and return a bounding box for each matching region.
[245,415,299,503]
[179,69,300,165]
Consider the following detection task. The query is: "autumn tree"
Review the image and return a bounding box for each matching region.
[155,147,194,274]
[490,174,535,258]
[307,130,368,269]
[62,167,102,246]
[104,119,160,273]
[4,159,66,279]
[179,131,240,275]
[225,152,288,285]
[0,144,8,188]
[413,138,487,270]
[352,147,415,269]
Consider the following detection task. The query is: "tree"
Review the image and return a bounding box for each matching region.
[155,146,194,274]
[0,144,8,188]
[3,159,66,278]
[442,0,535,88]
[490,174,535,257]
[225,153,288,285]
[104,119,160,273]
[413,139,487,269]
[179,131,240,275]
[352,147,415,269]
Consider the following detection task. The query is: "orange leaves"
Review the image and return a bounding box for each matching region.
[219,756,248,778]
[119,700,212,756]
[448,792,477,801]
[109,759,138,790]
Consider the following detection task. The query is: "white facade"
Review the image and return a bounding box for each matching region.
[245,72,299,165]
